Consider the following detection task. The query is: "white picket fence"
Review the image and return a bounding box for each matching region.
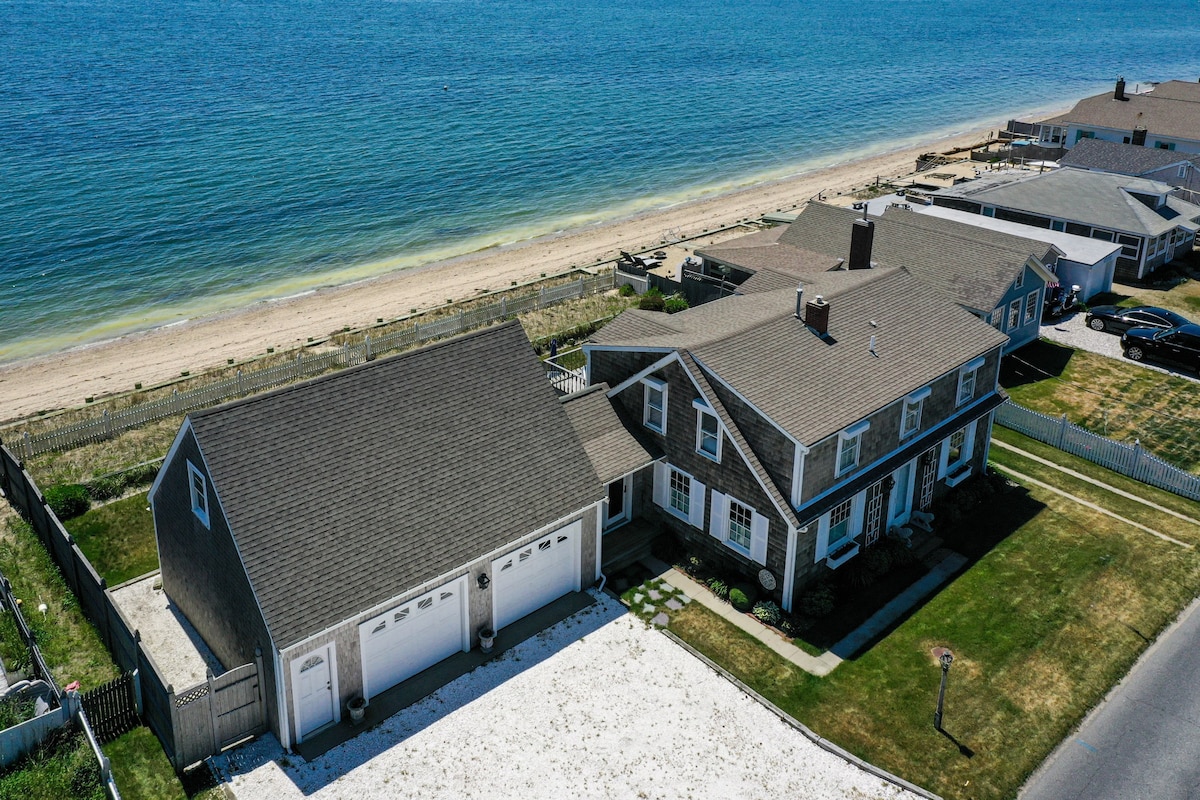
[8,273,614,459]
[995,400,1200,501]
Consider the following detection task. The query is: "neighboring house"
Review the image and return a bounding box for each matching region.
[584,265,1009,612]
[931,167,1200,282]
[1058,138,1200,204]
[149,321,604,749]
[700,201,1056,352]
[911,204,1121,301]
[1034,78,1200,153]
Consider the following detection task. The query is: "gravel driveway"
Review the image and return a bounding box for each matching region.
[214,591,924,800]
[1038,311,1199,383]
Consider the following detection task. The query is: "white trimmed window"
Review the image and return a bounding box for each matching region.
[990,309,1004,330]
[900,387,930,440]
[694,400,721,462]
[669,468,690,517]
[187,461,210,528]
[939,423,978,480]
[828,498,853,549]
[836,420,869,476]
[1024,291,1039,324]
[642,377,667,434]
[957,357,984,407]
[653,462,705,529]
[708,491,768,564]
[1013,269,1024,290]
[1007,298,1021,330]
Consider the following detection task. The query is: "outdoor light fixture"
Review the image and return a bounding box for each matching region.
[934,647,954,731]
[477,573,490,590]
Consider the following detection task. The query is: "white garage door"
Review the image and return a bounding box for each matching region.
[359,579,466,700]
[492,522,580,631]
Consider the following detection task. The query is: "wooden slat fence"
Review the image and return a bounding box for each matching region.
[0,442,266,772]
[7,271,616,459]
[169,657,266,772]
[82,673,140,744]
[995,399,1200,501]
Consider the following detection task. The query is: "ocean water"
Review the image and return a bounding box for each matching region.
[3,0,1199,362]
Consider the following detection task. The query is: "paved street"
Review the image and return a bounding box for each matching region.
[1021,598,1200,800]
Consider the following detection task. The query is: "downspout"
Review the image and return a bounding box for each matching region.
[274,649,290,752]
[594,500,607,594]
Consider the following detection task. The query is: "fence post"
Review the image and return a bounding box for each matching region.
[539,286,546,309]
[458,310,464,332]
[103,409,112,438]
[24,431,33,460]
[206,668,220,754]
[501,297,507,317]
[254,647,265,711]
[1057,414,1069,449]
[578,276,585,297]
[365,334,372,361]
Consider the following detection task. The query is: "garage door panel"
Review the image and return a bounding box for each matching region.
[493,524,579,631]
[360,581,465,700]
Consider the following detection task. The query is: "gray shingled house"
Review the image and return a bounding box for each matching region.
[1034,78,1200,153]
[1059,138,1200,202]
[149,321,603,748]
[697,201,1056,352]
[584,266,1009,611]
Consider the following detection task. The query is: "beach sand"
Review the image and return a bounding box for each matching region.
[0,126,1006,422]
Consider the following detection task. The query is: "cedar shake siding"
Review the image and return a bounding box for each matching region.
[704,374,795,503]
[152,426,280,733]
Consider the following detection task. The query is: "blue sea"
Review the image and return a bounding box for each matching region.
[3,0,1199,362]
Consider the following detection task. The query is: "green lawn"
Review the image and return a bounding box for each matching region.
[1002,339,1200,472]
[0,730,105,800]
[106,727,222,800]
[64,492,159,586]
[667,474,1200,800]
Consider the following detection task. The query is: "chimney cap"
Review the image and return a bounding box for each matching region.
[813,294,827,305]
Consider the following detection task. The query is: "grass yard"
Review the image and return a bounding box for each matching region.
[1002,338,1200,472]
[0,729,105,800]
[64,492,158,586]
[105,727,222,800]
[666,475,1200,800]
[1096,261,1200,318]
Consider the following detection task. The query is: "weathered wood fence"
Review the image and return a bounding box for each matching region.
[0,442,266,771]
[82,673,141,744]
[995,399,1200,501]
[6,272,616,459]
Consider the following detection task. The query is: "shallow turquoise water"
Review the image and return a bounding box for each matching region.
[3,0,1199,360]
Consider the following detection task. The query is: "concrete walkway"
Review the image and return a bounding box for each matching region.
[992,464,1194,549]
[993,439,1200,528]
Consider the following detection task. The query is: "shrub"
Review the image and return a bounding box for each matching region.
[638,288,665,312]
[685,554,705,576]
[860,544,893,578]
[729,587,752,612]
[752,600,782,626]
[85,475,125,502]
[797,582,836,618]
[707,577,729,600]
[618,283,636,297]
[44,485,90,520]
[663,294,689,314]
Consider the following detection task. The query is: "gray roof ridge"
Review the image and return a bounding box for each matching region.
[678,351,801,530]
[878,208,1045,260]
[560,382,611,403]
[191,320,524,424]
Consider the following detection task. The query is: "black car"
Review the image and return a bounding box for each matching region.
[1121,324,1200,374]
[1085,305,1191,334]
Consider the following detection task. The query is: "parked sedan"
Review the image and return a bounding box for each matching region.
[1085,305,1191,335]
[1121,324,1200,374]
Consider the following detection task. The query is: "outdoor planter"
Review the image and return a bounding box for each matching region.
[479,627,496,654]
[347,696,366,725]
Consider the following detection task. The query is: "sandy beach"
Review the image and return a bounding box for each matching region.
[1,125,1007,423]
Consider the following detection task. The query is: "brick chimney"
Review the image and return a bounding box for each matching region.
[1132,126,1147,146]
[806,295,830,335]
[1115,76,1127,101]
[849,218,875,270]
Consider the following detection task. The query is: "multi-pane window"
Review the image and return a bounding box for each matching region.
[837,432,860,475]
[901,396,923,438]
[643,378,666,433]
[828,498,853,547]
[957,360,982,406]
[187,461,209,527]
[697,408,720,460]
[1024,291,1039,324]
[1013,269,1024,290]
[728,499,753,550]
[947,428,967,465]
[990,309,1004,330]
[1007,299,1021,330]
[669,468,690,518]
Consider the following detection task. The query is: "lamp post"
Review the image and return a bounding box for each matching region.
[934,648,954,731]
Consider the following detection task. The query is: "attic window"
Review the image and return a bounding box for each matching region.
[836,420,870,477]
[957,357,985,407]
[187,461,210,529]
[642,377,667,434]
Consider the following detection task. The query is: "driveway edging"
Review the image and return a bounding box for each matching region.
[661,628,942,800]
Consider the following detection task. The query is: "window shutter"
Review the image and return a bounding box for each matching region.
[653,462,668,509]
[750,512,769,565]
[708,490,726,541]
[689,478,707,530]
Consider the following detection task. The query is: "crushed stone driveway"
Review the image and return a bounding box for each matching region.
[214,591,923,800]
[1038,311,1199,383]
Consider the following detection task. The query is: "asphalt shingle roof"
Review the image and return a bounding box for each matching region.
[561,385,659,484]
[189,321,602,649]
[1059,138,1200,176]
[933,168,1200,237]
[593,268,1007,444]
[1043,85,1200,142]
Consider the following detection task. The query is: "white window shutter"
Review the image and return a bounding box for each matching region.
[750,512,769,565]
[708,490,726,541]
[653,462,668,509]
[689,478,706,530]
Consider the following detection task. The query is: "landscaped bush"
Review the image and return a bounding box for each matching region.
[685,554,705,576]
[618,283,636,297]
[638,288,665,311]
[797,581,836,618]
[84,475,125,502]
[729,587,751,611]
[663,294,689,314]
[752,600,782,626]
[43,485,90,520]
[706,577,729,600]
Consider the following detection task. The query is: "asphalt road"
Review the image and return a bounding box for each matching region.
[1020,598,1200,800]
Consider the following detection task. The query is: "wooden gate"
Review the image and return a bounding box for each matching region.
[169,659,266,771]
[81,672,140,743]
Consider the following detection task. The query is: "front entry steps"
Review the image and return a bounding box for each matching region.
[601,519,660,573]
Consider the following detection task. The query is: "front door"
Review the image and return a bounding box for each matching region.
[605,477,628,530]
[889,461,914,526]
[293,646,337,743]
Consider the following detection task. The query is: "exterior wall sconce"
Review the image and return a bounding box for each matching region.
[477,573,490,590]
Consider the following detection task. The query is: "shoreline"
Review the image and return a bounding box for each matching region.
[0,107,1064,423]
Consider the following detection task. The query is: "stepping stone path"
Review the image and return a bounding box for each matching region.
[633,593,644,605]
[665,598,684,611]
[647,589,663,601]
[650,613,670,627]
[642,604,656,615]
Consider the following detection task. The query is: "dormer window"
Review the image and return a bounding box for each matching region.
[900,387,930,439]
[187,461,210,528]
[836,420,870,477]
[957,357,985,407]
[642,377,667,434]
[694,399,721,462]
[1013,269,1024,290]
